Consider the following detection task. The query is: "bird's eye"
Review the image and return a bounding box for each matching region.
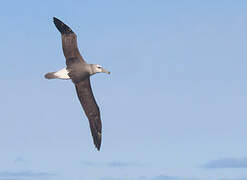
[98,67,101,69]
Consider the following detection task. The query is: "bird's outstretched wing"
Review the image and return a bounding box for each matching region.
[75,78,102,150]
[53,17,85,63]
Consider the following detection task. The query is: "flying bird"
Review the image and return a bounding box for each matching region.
[45,17,110,151]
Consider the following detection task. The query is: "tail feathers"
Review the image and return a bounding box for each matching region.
[53,17,74,34]
[44,72,57,79]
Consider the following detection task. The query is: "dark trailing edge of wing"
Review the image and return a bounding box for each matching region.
[53,17,74,34]
[75,79,102,151]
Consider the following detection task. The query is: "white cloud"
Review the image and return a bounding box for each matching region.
[81,161,144,168]
[100,175,199,180]
[202,157,247,168]
[0,170,56,177]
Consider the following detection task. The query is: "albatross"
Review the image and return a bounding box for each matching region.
[45,17,110,151]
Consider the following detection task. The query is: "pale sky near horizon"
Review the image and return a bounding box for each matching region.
[1,1,247,180]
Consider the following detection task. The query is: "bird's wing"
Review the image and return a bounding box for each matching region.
[75,78,102,150]
[53,17,85,63]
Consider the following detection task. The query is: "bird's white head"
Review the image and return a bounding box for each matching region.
[90,64,110,75]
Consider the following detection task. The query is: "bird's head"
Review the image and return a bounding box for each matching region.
[90,64,110,75]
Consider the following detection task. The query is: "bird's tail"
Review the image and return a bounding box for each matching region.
[53,17,74,34]
[44,72,57,79]
[44,68,70,80]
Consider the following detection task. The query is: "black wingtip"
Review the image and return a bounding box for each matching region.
[96,146,100,151]
[96,144,101,151]
[94,132,101,151]
[53,17,74,34]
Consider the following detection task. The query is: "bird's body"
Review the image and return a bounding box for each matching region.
[45,17,110,151]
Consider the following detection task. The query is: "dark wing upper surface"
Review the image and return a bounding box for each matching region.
[75,78,102,150]
[53,17,85,64]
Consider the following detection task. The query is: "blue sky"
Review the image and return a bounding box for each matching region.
[0,0,247,180]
